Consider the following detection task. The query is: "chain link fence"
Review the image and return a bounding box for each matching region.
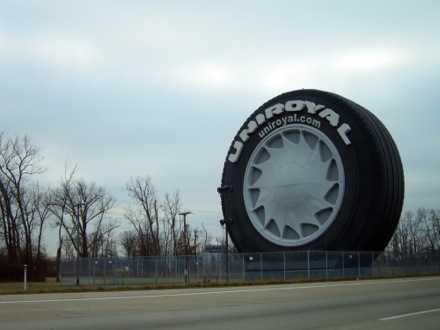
[59,251,440,286]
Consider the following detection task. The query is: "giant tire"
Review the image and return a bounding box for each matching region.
[219,89,404,253]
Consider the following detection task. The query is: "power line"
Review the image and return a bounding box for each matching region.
[189,208,222,215]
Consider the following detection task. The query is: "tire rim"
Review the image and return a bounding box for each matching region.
[243,124,345,247]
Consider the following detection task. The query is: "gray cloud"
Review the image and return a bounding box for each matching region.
[1,1,439,247]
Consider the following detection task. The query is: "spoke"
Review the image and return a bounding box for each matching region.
[283,208,305,238]
[252,187,272,210]
[304,193,334,212]
[250,162,276,188]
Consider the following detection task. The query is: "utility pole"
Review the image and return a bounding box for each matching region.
[180,211,191,283]
[220,218,233,282]
[179,211,192,256]
[193,229,198,253]
[217,186,234,282]
[74,203,84,286]
[76,204,80,286]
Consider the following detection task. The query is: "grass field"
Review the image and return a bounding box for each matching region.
[0,278,99,295]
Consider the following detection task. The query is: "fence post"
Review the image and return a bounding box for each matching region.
[202,255,205,281]
[103,258,107,285]
[92,258,96,285]
[326,251,328,279]
[23,264,27,290]
[73,258,76,285]
[241,253,246,281]
[144,257,146,283]
[307,251,310,279]
[196,255,199,282]
[155,257,158,285]
[342,252,345,277]
[113,257,116,285]
[283,252,286,281]
[87,258,90,285]
[219,253,222,281]
[59,257,62,285]
[136,257,139,285]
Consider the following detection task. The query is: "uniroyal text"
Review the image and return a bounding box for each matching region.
[228,100,352,163]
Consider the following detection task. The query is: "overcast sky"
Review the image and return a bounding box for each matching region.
[1,1,439,249]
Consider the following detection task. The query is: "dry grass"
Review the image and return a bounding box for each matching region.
[0,276,337,295]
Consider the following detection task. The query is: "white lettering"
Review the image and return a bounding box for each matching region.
[285,101,305,112]
[228,141,243,163]
[318,108,340,127]
[265,103,284,119]
[239,120,258,142]
[337,123,352,145]
[255,114,266,125]
[304,101,325,114]
[228,99,352,163]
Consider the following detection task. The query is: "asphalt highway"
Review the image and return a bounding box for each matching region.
[0,277,439,329]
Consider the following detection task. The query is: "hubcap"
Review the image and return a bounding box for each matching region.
[243,124,345,247]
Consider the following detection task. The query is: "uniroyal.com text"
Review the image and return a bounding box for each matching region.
[257,114,321,138]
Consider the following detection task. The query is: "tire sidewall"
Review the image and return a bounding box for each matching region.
[221,90,380,252]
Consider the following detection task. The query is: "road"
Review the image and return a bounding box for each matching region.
[0,277,439,329]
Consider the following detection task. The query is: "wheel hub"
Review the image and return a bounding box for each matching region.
[273,163,308,208]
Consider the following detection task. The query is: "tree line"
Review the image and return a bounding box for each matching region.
[387,208,440,256]
[0,132,214,281]
[1,132,439,281]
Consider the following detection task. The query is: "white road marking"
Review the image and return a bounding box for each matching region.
[381,308,440,321]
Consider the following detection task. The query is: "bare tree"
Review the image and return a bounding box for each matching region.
[390,211,416,257]
[119,230,138,257]
[48,164,75,281]
[29,183,52,277]
[125,176,160,256]
[124,207,151,256]
[201,224,210,251]
[429,209,440,251]
[62,238,76,260]
[408,210,423,255]
[50,166,118,259]
[388,208,440,256]
[0,132,45,279]
[162,190,181,256]
[420,208,440,252]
